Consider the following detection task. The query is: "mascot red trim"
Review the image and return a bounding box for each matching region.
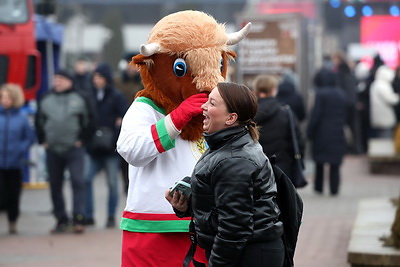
[117,10,251,266]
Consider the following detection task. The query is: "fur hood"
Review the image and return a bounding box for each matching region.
[375,65,395,83]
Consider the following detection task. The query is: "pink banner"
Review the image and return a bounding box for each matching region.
[361,15,400,69]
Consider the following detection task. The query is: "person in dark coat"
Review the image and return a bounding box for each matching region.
[73,57,92,94]
[331,51,362,154]
[276,72,306,123]
[307,68,347,195]
[253,74,305,182]
[85,63,129,228]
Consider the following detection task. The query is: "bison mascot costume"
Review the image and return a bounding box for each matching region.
[117,10,251,266]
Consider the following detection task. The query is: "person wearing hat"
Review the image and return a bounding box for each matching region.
[84,63,129,228]
[35,69,95,234]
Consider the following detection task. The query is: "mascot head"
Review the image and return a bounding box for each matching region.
[132,10,251,141]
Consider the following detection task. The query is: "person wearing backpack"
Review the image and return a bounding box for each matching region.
[253,74,306,188]
[166,82,285,267]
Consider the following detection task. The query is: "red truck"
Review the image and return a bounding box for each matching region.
[0,0,41,101]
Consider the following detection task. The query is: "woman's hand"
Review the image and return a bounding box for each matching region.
[165,189,189,213]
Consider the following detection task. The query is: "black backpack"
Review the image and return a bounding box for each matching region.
[270,155,304,267]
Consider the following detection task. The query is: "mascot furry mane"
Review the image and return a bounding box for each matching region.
[132,10,251,141]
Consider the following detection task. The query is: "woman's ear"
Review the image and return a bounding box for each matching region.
[226,112,238,126]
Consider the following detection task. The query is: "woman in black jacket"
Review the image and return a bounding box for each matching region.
[166,82,284,267]
[254,74,305,183]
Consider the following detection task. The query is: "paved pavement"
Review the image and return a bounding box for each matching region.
[0,154,399,267]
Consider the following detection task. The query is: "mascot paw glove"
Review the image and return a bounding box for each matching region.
[170,93,208,131]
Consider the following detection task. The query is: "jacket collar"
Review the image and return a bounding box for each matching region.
[0,106,19,114]
[53,88,75,95]
[203,126,247,150]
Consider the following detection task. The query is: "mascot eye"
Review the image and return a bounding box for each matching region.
[220,58,224,73]
[173,58,187,77]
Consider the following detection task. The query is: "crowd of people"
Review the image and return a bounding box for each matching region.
[254,52,399,196]
[0,58,142,235]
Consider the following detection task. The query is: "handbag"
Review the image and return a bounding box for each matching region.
[285,105,308,188]
[89,126,115,153]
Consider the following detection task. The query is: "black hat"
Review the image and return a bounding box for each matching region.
[94,63,113,84]
[55,69,74,81]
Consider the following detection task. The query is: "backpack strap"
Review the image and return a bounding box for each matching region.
[183,218,206,267]
[284,105,304,169]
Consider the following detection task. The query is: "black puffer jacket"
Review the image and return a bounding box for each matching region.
[190,126,283,266]
[86,84,129,155]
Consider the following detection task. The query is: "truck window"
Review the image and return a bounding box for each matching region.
[0,0,29,24]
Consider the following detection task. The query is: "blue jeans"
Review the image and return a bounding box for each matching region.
[85,153,120,219]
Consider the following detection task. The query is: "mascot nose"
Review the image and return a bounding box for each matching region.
[199,87,213,93]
